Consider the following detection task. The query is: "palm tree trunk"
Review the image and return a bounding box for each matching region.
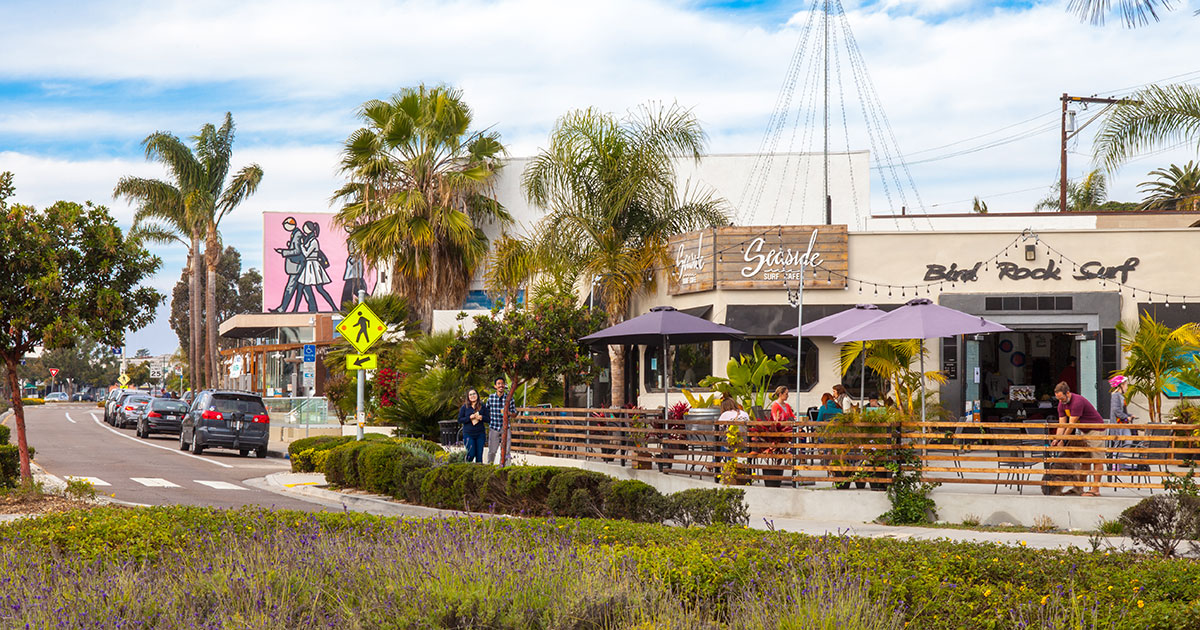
[609,345,625,408]
[205,225,220,389]
[189,236,203,391]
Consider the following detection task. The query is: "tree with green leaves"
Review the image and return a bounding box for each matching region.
[16,338,119,391]
[115,113,262,388]
[522,103,729,406]
[333,85,509,332]
[838,340,947,418]
[1,173,162,484]
[1138,161,1200,211]
[452,296,604,463]
[1115,313,1200,423]
[1035,169,1111,212]
[169,246,261,357]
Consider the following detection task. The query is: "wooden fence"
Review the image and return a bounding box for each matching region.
[509,407,1200,492]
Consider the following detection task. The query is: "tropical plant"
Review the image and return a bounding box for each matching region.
[1034,169,1109,212]
[681,388,720,409]
[522,103,730,407]
[1095,84,1200,173]
[971,196,987,214]
[1115,312,1200,423]
[699,343,790,412]
[333,85,509,333]
[1137,161,1200,211]
[483,233,534,310]
[115,113,262,388]
[837,340,947,418]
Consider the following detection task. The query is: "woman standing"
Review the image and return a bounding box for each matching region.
[769,386,795,422]
[458,389,486,463]
[296,221,339,312]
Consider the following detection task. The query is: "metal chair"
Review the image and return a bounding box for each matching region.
[992,425,1039,494]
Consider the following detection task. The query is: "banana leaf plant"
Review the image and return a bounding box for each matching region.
[699,343,790,412]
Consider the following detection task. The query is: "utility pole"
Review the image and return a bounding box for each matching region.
[1059,93,1141,213]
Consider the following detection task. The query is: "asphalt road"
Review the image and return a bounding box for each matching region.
[12,403,329,512]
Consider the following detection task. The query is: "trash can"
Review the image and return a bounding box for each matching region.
[438,419,461,446]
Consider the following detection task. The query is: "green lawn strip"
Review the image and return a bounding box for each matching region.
[1,506,1197,629]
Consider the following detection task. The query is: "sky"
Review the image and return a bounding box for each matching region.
[2,0,1197,355]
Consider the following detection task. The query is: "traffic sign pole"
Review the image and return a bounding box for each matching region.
[356,289,366,441]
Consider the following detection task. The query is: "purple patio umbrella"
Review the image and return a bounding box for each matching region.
[581,305,745,414]
[782,304,883,402]
[834,298,1010,422]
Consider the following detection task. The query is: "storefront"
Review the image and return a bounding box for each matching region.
[626,222,1200,418]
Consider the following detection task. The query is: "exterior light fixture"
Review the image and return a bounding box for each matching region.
[1024,245,1036,261]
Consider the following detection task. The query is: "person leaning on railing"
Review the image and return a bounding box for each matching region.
[1051,381,1105,496]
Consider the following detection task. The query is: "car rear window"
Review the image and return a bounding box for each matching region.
[127,396,150,405]
[210,395,267,416]
[152,400,189,413]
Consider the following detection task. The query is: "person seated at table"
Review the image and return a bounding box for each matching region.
[816,393,842,423]
[865,397,882,408]
[832,384,856,411]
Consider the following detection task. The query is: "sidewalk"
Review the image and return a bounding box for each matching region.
[260,471,1135,551]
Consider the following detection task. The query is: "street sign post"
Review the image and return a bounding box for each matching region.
[116,373,130,388]
[345,354,378,370]
[149,367,163,379]
[337,292,382,441]
[49,368,59,378]
[302,344,317,363]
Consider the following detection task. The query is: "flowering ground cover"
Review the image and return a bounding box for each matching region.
[0,506,1196,629]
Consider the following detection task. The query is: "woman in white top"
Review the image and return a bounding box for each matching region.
[832,384,856,411]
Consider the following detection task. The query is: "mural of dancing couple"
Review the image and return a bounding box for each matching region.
[262,212,377,313]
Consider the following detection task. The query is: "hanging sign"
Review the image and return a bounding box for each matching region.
[668,225,848,295]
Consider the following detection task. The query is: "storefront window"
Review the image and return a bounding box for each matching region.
[840,353,885,400]
[729,338,818,392]
[643,343,714,391]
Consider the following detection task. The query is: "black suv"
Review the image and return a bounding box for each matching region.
[180,390,270,458]
[138,398,190,438]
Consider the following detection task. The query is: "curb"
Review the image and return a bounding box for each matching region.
[33,463,149,508]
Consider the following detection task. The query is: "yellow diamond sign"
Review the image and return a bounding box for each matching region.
[117,373,130,387]
[346,354,378,370]
[337,302,386,354]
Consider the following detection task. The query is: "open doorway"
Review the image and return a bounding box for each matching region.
[976,330,1082,421]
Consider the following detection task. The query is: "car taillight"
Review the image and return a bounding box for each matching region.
[201,410,223,421]
[124,406,134,411]
[252,414,270,424]
[147,411,162,418]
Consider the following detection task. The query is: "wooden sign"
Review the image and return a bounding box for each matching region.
[667,225,848,294]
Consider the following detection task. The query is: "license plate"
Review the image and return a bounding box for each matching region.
[235,421,243,431]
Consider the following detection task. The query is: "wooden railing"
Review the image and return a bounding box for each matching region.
[510,407,1200,491]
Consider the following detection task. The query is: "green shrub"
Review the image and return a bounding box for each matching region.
[879,447,938,525]
[0,444,35,488]
[288,435,353,472]
[63,478,96,501]
[668,488,750,527]
[20,398,44,406]
[312,449,332,473]
[323,441,379,487]
[1120,495,1200,557]
[394,436,443,456]
[451,464,505,512]
[505,466,567,513]
[358,444,411,495]
[419,463,477,509]
[546,469,611,518]
[603,480,666,523]
[0,424,10,445]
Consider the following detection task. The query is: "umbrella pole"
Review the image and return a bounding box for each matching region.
[663,336,670,421]
[919,339,926,424]
[860,342,866,403]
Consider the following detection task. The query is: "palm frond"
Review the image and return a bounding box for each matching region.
[1068,0,1172,27]
[1095,84,1200,172]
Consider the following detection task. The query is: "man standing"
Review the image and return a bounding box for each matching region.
[1052,381,1106,496]
[483,377,516,465]
[269,216,305,313]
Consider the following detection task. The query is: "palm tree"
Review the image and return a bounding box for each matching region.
[1034,169,1109,212]
[1138,161,1200,211]
[484,233,534,310]
[1115,312,1200,423]
[332,85,509,333]
[117,113,262,387]
[837,340,946,418]
[1094,84,1200,173]
[1068,0,1194,27]
[522,103,730,407]
[115,163,205,390]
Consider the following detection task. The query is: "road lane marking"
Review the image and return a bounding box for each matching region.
[64,475,110,487]
[87,412,233,469]
[194,480,247,490]
[130,477,180,488]
[64,413,77,424]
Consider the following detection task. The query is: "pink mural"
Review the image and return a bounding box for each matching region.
[261,212,377,313]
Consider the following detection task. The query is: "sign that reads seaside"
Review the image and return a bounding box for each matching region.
[668,225,848,295]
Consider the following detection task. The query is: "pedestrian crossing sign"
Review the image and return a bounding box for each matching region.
[117,373,130,387]
[337,302,386,354]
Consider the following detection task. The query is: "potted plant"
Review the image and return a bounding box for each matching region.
[747,407,789,487]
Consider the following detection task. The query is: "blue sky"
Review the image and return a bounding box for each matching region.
[1,0,1197,354]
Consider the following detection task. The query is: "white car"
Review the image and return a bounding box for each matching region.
[44,392,69,402]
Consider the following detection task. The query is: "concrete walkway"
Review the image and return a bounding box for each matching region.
[256,471,1136,551]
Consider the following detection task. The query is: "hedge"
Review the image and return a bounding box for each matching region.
[319,439,747,526]
[20,398,44,406]
[0,424,9,445]
[288,434,441,472]
[0,444,35,488]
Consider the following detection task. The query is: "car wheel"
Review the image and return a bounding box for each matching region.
[255,446,267,459]
[190,434,204,455]
[179,430,190,451]
[239,449,250,457]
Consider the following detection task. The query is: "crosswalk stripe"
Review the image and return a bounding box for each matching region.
[130,477,180,488]
[64,475,110,487]
[194,480,247,490]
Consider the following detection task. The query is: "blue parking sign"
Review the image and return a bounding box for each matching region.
[112,346,122,356]
[303,344,317,363]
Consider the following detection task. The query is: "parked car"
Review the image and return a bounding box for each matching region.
[70,392,92,402]
[44,392,69,402]
[137,398,189,438]
[103,389,124,423]
[107,390,149,426]
[180,390,270,458]
[116,395,151,429]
